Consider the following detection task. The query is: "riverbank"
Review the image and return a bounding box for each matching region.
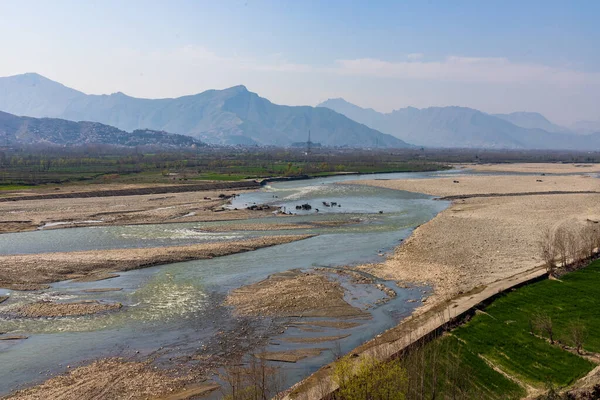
[0,181,260,202]
[346,173,600,304]
[459,162,600,174]
[284,167,600,399]
[0,235,314,286]
[0,186,274,234]
[4,358,211,400]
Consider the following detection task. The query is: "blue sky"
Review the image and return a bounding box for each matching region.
[1,0,599,124]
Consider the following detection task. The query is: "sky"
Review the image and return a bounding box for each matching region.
[1,0,599,125]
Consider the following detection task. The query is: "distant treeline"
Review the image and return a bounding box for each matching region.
[1,145,599,186]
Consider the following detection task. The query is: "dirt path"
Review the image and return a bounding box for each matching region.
[0,235,314,286]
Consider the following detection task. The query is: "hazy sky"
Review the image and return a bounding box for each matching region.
[1,0,599,125]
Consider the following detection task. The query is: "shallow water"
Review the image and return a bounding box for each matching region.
[0,171,453,395]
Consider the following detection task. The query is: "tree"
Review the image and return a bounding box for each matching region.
[565,227,583,269]
[538,228,557,276]
[569,321,587,354]
[553,227,569,269]
[333,356,406,400]
[534,313,555,344]
[220,356,284,400]
[581,224,599,260]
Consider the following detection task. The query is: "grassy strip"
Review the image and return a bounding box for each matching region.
[339,261,600,399]
[399,334,526,399]
[452,262,600,387]
[0,184,33,191]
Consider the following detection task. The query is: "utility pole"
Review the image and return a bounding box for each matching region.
[306,129,311,155]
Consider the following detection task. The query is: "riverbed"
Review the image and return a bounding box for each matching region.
[0,171,456,396]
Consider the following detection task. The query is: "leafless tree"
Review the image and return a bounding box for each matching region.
[219,355,284,400]
[569,321,587,355]
[553,227,569,269]
[534,313,555,344]
[581,224,599,261]
[538,228,557,275]
[566,227,584,269]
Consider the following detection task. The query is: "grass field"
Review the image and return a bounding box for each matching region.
[0,150,449,186]
[399,334,527,399]
[452,261,600,388]
[0,184,33,191]
[340,260,600,399]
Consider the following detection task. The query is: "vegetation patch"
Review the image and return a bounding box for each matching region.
[332,260,600,399]
[451,261,600,387]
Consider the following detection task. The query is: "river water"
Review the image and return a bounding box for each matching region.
[0,170,459,396]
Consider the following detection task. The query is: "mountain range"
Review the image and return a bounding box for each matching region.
[318,98,600,150]
[2,73,599,150]
[0,110,203,148]
[0,73,408,148]
[492,112,570,134]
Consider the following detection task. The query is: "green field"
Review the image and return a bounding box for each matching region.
[339,260,600,399]
[0,150,449,186]
[0,184,33,191]
[451,264,600,389]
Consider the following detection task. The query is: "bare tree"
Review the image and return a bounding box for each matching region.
[569,321,587,355]
[581,224,599,260]
[538,228,557,275]
[553,227,569,269]
[566,227,584,269]
[534,313,555,344]
[219,355,284,400]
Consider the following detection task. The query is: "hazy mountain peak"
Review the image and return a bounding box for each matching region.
[320,98,351,105]
[223,84,249,93]
[493,111,568,133]
[0,74,408,148]
[15,72,46,82]
[0,73,85,118]
[320,98,597,150]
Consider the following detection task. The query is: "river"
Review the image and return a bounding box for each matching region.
[0,170,460,396]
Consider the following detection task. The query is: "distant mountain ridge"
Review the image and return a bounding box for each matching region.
[0,73,409,148]
[0,110,204,148]
[570,120,600,135]
[493,112,570,134]
[318,98,600,150]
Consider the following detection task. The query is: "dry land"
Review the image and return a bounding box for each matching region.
[0,186,272,234]
[225,270,366,318]
[0,335,28,341]
[459,162,600,174]
[6,301,122,318]
[281,335,351,344]
[347,173,600,304]
[255,348,328,363]
[364,174,600,198]
[4,358,210,400]
[0,235,314,286]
